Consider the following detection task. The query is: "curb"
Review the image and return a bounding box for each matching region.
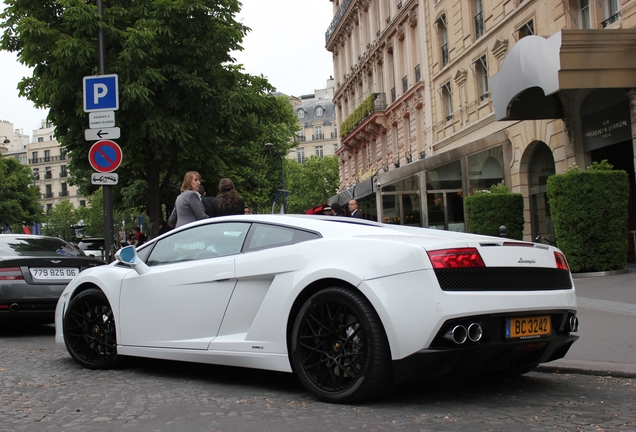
[535,360,636,379]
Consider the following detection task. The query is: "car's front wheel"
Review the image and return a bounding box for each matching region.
[291,287,393,403]
[63,288,119,369]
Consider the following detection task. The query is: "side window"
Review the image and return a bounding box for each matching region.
[146,222,250,266]
[244,224,320,252]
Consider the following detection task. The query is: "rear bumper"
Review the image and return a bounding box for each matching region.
[0,299,58,321]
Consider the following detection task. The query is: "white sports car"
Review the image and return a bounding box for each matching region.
[55,215,579,403]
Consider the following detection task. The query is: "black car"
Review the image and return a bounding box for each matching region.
[0,234,105,324]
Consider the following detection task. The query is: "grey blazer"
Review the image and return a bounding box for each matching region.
[168,189,209,228]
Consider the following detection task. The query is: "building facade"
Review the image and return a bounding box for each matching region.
[326,0,636,259]
[0,119,30,163]
[290,78,339,163]
[28,120,85,212]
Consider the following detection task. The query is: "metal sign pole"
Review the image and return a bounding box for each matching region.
[97,0,114,262]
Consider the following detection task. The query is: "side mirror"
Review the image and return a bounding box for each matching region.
[115,245,150,275]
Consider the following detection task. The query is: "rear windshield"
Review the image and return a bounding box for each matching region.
[0,236,84,257]
[78,240,104,250]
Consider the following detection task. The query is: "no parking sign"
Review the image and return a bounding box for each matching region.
[88,140,122,173]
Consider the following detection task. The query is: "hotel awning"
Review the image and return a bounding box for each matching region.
[490,29,636,121]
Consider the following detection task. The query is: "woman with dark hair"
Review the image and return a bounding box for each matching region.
[168,171,209,228]
[210,178,245,216]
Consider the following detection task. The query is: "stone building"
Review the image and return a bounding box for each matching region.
[28,120,85,212]
[326,0,636,258]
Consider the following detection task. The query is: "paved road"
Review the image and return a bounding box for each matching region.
[1,325,634,431]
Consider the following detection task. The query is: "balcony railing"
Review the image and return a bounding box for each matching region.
[331,132,338,139]
[312,133,324,140]
[44,193,53,199]
[602,12,621,28]
[295,135,306,142]
[59,191,69,197]
[325,0,352,44]
[29,155,64,164]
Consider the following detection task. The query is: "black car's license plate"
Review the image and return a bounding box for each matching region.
[30,267,79,281]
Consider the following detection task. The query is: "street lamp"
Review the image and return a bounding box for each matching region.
[265,143,287,214]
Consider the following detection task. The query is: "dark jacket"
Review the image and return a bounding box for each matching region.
[210,197,245,217]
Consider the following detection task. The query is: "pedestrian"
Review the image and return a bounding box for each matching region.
[158,220,172,236]
[322,205,332,215]
[331,202,344,216]
[210,178,245,216]
[198,184,217,217]
[132,226,146,246]
[168,171,209,228]
[244,206,251,215]
[348,199,364,218]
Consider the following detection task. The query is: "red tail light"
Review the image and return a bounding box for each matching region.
[554,252,569,270]
[0,267,24,281]
[427,248,486,269]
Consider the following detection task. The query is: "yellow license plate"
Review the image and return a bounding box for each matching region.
[505,316,551,339]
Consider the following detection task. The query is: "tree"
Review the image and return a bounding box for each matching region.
[1,0,298,236]
[0,154,42,228]
[43,200,78,241]
[284,155,340,214]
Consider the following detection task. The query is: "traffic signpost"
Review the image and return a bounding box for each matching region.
[83,74,119,112]
[88,140,123,173]
[84,127,120,141]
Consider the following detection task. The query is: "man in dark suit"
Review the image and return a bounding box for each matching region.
[348,199,364,218]
[199,185,217,217]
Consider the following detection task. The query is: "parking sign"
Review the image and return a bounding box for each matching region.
[83,74,119,112]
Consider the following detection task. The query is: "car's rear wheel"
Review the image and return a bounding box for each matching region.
[63,288,119,369]
[291,287,393,403]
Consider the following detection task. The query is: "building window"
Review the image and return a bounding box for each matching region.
[296,131,305,142]
[402,75,408,94]
[442,82,453,121]
[45,185,52,199]
[44,150,51,162]
[298,110,305,119]
[46,203,52,213]
[60,148,67,160]
[44,167,52,179]
[475,55,489,100]
[415,64,421,82]
[31,151,38,163]
[60,165,68,178]
[579,0,591,29]
[316,106,324,117]
[79,200,86,207]
[60,183,68,197]
[33,168,40,181]
[334,143,339,153]
[313,125,323,140]
[474,0,484,38]
[517,19,534,39]
[316,146,324,158]
[296,147,305,164]
[436,15,449,67]
[37,137,43,142]
[602,0,620,27]
[391,87,396,103]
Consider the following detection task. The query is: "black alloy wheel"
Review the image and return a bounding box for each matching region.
[63,288,119,369]
[291,287,393,403]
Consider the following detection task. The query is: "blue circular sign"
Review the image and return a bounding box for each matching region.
[88,140,122,173]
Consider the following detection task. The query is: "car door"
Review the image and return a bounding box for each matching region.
[118,222,250,350]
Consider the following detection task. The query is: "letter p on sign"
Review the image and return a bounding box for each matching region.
[83,74,119,112]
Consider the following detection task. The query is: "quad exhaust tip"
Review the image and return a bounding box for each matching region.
[444,323,483,344]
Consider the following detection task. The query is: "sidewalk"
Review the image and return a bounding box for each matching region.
[535,263,636,378]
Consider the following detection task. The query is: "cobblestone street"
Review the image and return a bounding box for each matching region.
[1,324,634,431]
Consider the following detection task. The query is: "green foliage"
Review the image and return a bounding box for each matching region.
[340,94,373,137]
[1,0,298,236]
[284,156,340,214]
[43,200,80,241]
[0,155,43,227]
[465,185,524,240]
[587,160,614,171]
[547,161,629,272]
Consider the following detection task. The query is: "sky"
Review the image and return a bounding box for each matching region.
[0,0,334,137]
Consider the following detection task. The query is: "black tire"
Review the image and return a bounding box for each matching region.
[63,288,119,369]
[291,287,393,403]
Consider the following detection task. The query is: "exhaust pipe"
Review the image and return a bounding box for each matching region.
[444,325,467,344]
[9,303,19,312]
[467,323,483,342]
[569,316,579,332]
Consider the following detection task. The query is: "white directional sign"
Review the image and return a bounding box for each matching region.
[88,111,115,129]
[83,74,119,112]
[85,127,120,141]
[91,172,119,185]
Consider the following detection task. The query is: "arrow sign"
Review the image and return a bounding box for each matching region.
[88,140,123,173]
[85,127,121,141]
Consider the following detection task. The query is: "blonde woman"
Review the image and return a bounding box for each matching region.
[168,171,209,228]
